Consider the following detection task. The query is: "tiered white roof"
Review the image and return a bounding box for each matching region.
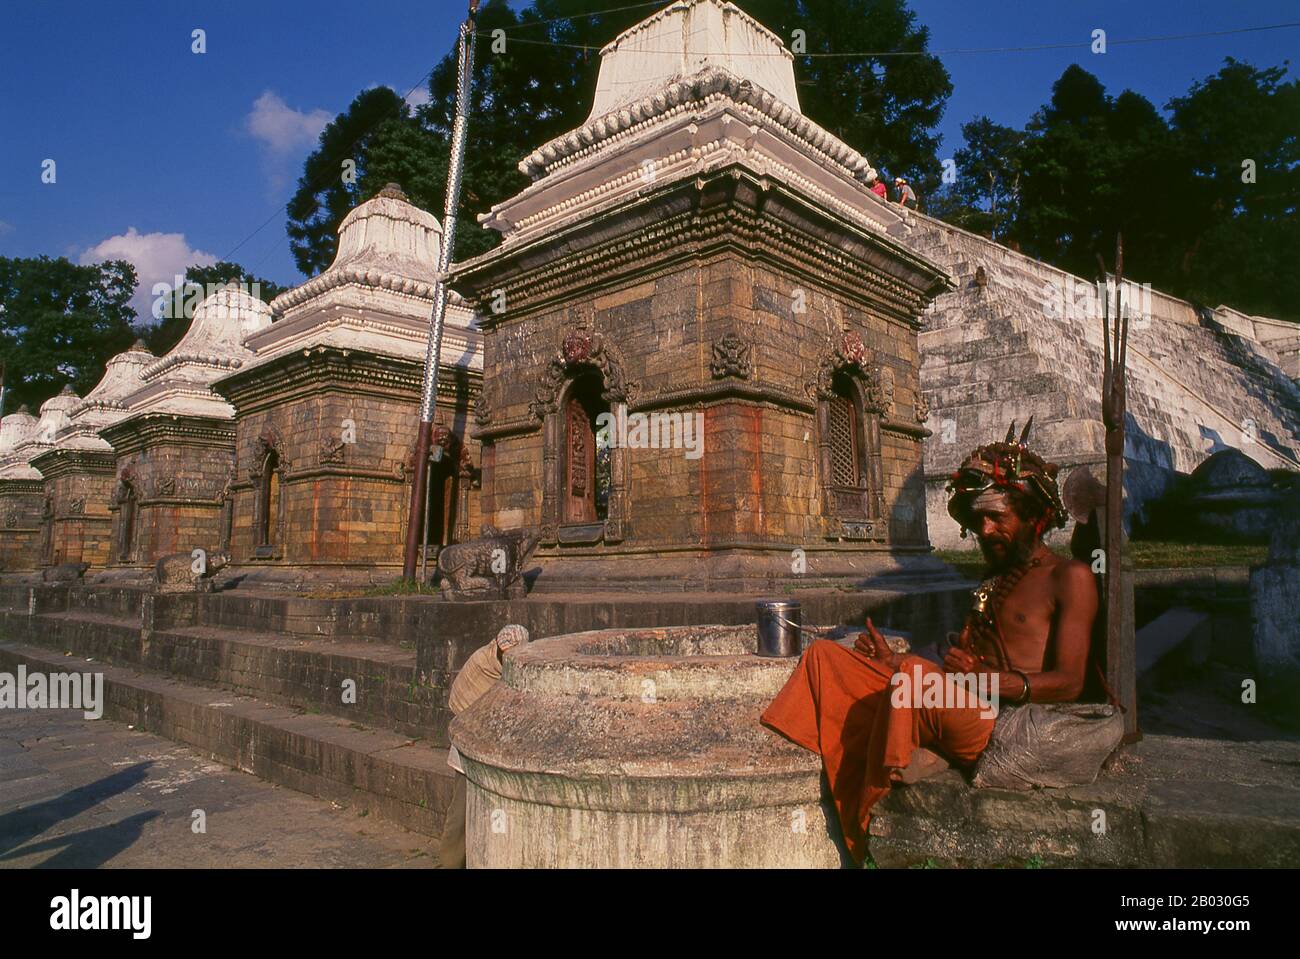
[0,406,39,480]
[481,0,903,245]
[50,340,154,452]
[116,286,273,420]
[1,387,80,480]
[243,184,481,375]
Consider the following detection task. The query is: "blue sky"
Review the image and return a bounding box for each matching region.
[1,0,1295,321]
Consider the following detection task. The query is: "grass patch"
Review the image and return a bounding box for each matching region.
[936,540,1267,579]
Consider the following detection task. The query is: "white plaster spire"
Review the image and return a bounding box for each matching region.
[53,340,155,451]
[0,406,38,461]
[117,287,272,421]
[482,0,899,247]
[587,0,799,120]
[2,386,81,479]
[242,184,480,375]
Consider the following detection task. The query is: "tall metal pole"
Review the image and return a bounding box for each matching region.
[403,0,480,580]
[1100,235,1138,741]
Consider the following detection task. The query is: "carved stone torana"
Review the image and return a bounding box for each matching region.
[437,526,541,599]
[250,430,288,478]
[807,332,885,412]
[709,333,752,380]
[529,330,638,422]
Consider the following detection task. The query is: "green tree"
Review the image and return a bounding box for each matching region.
[139,261,285,357]
[0,256,137,414]
[935,116,1025,239]
[1010,65,1177,287]
[285,87,435,277]
[1166,58,1300,319]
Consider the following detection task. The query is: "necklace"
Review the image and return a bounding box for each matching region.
[967,546,1047,669]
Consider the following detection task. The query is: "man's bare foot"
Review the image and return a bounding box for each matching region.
[888,747,950,785]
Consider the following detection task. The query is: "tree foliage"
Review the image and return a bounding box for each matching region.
[933,59,1299,321]
[0,256,138,414]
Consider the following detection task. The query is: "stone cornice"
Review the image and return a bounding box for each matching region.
[518,67,868,184]
[455,166,951,330]
[213,345,480,414]
[271,269,472,317]
[141,351,245,381]
[28,447,116,478]
[241,302,480,373]
[0,479,44,496]
[881,419,931,440]
[99,413,236,455]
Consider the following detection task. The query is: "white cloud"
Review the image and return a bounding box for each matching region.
[403,86,431,109]
[80,227,217,322]
[0,220,13,237]
[244,90,330,156]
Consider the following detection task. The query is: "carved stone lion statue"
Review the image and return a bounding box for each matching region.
[437,527,540,600]
[42,562,89,584]
[154,550,230,593]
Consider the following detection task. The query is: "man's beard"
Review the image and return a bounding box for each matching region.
[977,527,1038,573]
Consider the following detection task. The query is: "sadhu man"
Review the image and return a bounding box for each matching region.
[761,422,1100,864]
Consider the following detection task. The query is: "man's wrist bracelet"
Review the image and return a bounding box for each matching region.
[1010,670,1032,704]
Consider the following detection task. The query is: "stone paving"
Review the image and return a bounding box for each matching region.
[0,708,439,868]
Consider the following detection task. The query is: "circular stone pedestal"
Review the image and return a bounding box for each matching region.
[451,624,845,868]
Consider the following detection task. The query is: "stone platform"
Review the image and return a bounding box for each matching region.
[870,734,1300,868]
[2,577,1292,866]
[0,579,969,841]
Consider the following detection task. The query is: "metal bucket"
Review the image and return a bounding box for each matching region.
[755,600,802,658]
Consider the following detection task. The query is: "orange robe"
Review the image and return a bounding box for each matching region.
[760,640,995,864]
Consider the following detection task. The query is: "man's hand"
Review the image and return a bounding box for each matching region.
[943,646,981,674]
[854,617,902,669]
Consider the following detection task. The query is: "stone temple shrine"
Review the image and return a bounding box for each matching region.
[452,0,953,591]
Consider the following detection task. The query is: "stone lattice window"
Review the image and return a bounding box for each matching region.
[828,381,860,488]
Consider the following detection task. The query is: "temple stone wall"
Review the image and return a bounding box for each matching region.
[900,213,1300,547]
[107,427,234,560]
[222,378,479,569]
[0,482,43,571]
[39,463,115,567]
[466,201,940,590]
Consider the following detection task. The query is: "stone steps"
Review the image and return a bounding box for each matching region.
[0,640,457,838]
[0,607,445,742]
